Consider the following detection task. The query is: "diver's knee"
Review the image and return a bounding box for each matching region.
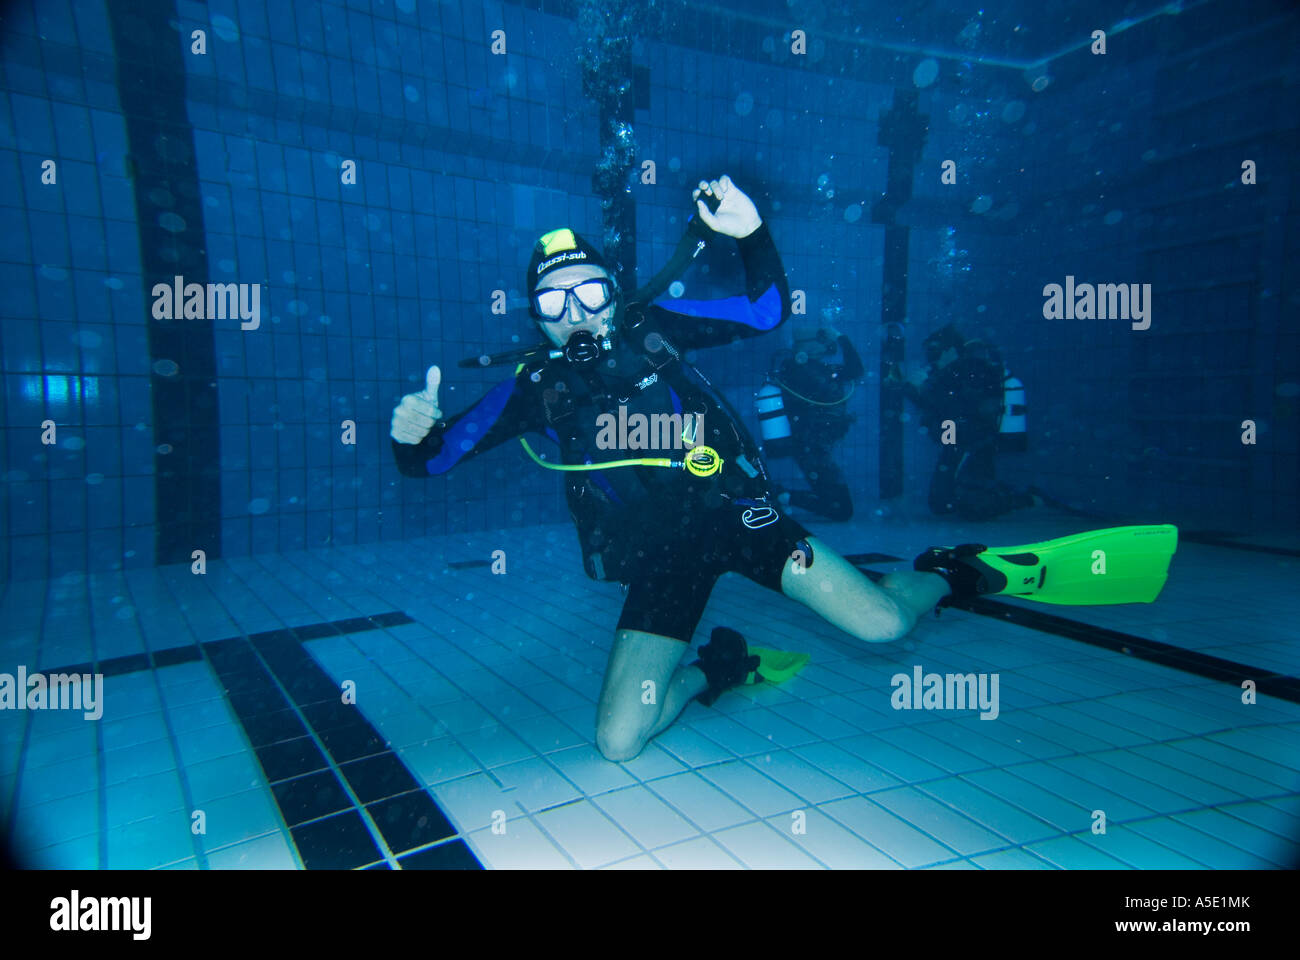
[866,601,911,643]
[881,611,912,643]
[595,720,648,762]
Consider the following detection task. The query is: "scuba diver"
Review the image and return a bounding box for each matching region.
[756,325,863,521]
[890,323,1037,521]
[391,176,1179,763]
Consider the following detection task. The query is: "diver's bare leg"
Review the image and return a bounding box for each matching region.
[595,629,707,762]
[780,535,949,643]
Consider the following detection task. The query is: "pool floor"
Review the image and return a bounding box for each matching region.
[2,514,1298,869]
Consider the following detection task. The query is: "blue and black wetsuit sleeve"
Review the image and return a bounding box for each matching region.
[643,222,791,349]
[391,372,538,478]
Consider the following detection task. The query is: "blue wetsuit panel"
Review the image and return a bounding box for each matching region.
[652,283,783,331]
[424,377,517,475]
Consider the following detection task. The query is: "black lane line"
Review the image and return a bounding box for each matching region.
[1180,532,1300,558]
[851,564,1300,705]
[39,646,202,678]
[41,612,483,869]
[38,612,413,678]
[842,553,903,565]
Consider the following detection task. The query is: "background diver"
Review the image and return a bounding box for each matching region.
[390,176,1179,763]
[889,323,1038,522]
[757,323,863,521]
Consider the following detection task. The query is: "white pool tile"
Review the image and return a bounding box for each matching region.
[651,836,744,869]
[647,771,756,833]
[591,785,702,850]
[533,799,640,868]
[711,820,826,869]
[489,756,583,813]
[468,817,575,870]
[820,796,958,868]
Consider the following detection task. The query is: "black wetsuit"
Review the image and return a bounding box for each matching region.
[393,224,808,643]
[903,347,1032,521]
[766,335,863,521]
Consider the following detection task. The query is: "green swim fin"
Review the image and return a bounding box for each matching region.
[746,647,811,684]
[914,524,1178,606]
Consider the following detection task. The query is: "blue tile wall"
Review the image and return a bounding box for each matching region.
[2,0,1295,582]
[2,2,155,583]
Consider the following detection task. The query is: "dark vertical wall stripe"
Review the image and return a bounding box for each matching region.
[106,0,221,564]
[873,89,929,500]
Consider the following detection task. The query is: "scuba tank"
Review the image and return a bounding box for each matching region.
[998,368,1027,452]
[755,377,791,442]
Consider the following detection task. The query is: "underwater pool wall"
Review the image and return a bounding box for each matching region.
[1,0,1295,586]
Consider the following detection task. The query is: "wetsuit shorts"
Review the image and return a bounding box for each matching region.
[614,503,810,643]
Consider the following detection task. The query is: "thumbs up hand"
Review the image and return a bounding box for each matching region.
[391,365,443,444]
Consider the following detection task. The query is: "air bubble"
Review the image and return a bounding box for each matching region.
[913,59,939,88]
[211,14,239,42]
